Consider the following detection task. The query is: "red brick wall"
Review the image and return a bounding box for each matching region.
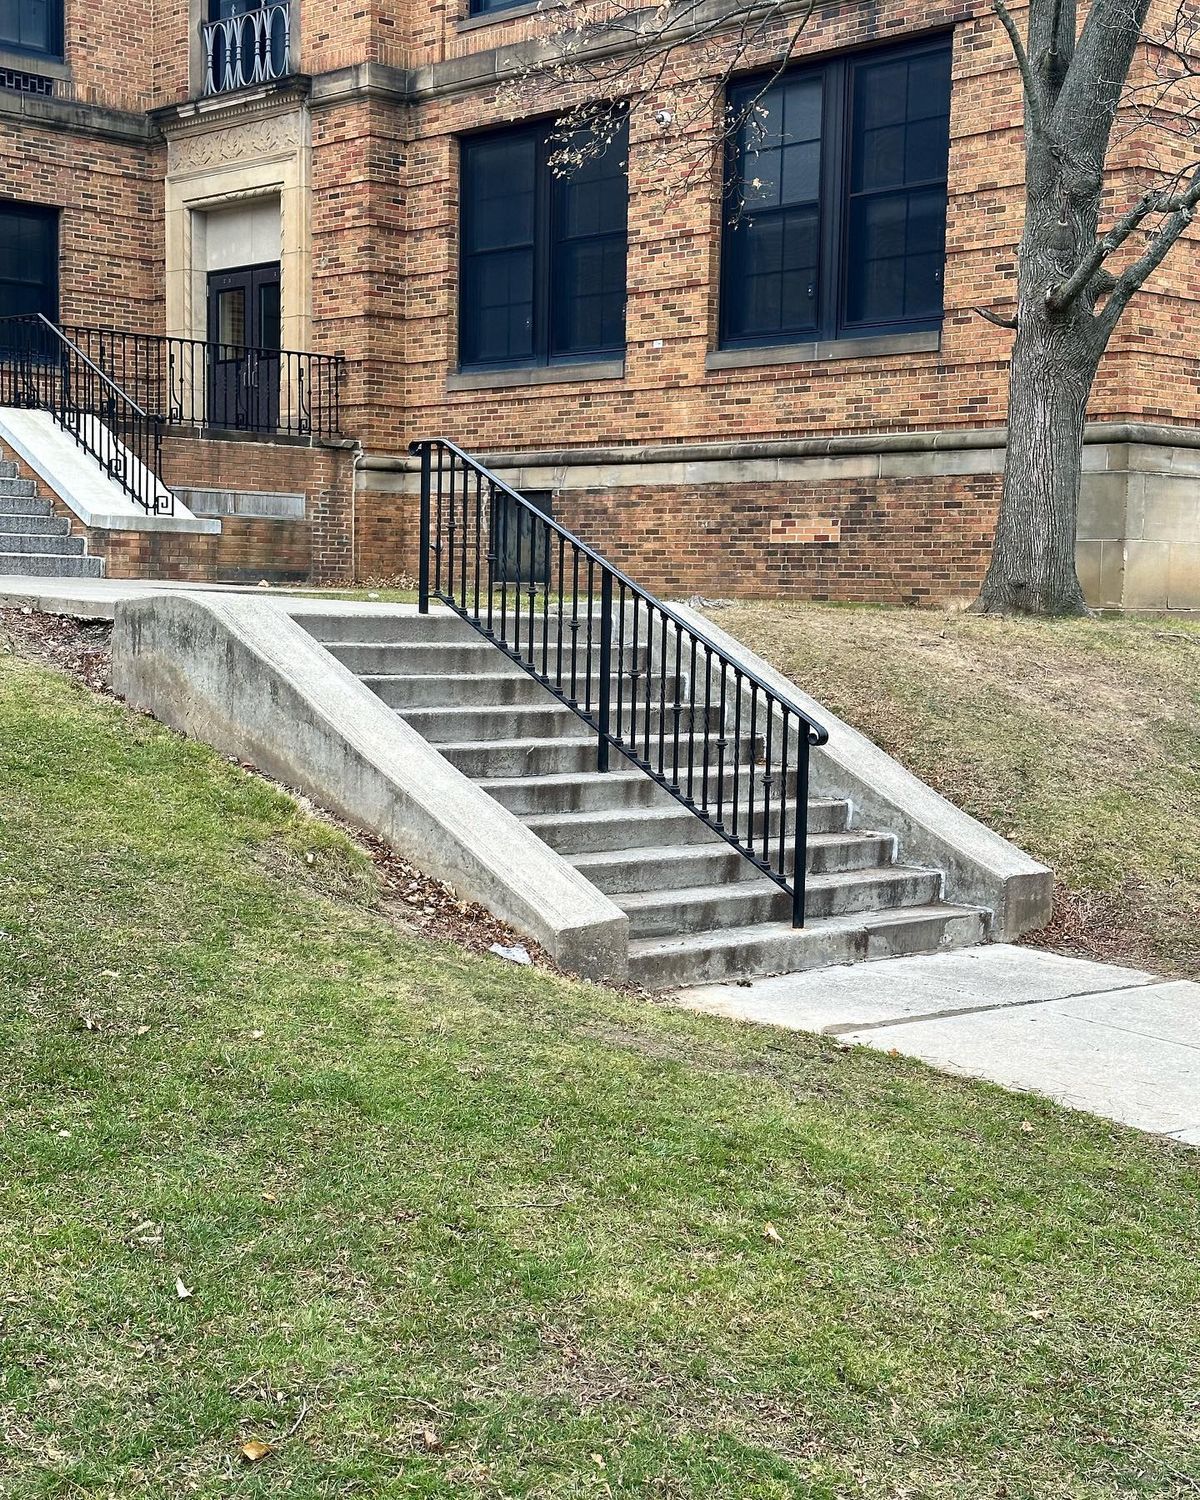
[359,471,1000,606]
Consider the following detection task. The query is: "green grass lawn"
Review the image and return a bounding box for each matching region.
[3,652,1200,1497]
[702,604,1200,979]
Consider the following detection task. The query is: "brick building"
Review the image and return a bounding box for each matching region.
[0,0,1196,607]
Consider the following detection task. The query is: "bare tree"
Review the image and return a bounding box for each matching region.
[504,0,1200,616]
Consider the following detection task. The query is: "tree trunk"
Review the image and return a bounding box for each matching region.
[976,313,1100,615]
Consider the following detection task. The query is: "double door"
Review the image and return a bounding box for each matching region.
[207,262,280,433]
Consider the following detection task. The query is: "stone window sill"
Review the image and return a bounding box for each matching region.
[456,0,562,30]
[0,48,71,80]
[706,330,941,371]
[447,360,624,391]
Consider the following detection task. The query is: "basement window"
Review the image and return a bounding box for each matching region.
[0,0,64,61]
[721,36,952,348]
[458,117,629,371]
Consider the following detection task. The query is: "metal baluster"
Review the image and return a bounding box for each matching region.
[671,624,682,792]
[597,570,612,773]
[748,684,759,856]
[540,515,549,679]
[628,595,639,751]
[643,603,653,767]
[686,636,698,803]
[701,646,713,813]
[715,661,728,829]
[583,557,593,714]
[434,445,445,599]
[615,584,627,743]
[472,467,482,622]
[731,669,743,843]
[778,708,791,877]
[555,533,565,689]
[657,611,668,778]
[761,696,774,865]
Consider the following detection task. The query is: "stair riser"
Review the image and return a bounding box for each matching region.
[330,640,651,676]
[364,670,682,711]
[314,611,610,647]
[628,887,791,939]
[0,479,39,500]
[578,848,934,903]
[0,532,85,557]
[440,735,764,780]
[390,702,724,744]
[479,769,822,818]
[0,553,102,578]
[0,515,70,537]
[629,910,987,989]
[0,460,18,480]
[528,810,886,859]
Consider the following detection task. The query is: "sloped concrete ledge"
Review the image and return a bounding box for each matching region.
[110,593,629,980]
[667,601,1054,941]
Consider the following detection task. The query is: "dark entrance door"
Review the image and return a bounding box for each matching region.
[207,261,281,432]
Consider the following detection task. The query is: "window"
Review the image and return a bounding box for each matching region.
[468,0,530,16]
[459,119,629,370]
[721,38,951,348]
[0,203,58,324]
[0,0,64,59]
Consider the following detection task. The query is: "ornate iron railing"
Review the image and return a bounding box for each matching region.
[0,315,174,515]
[412,437,829,927]
[202,2,292,97]
[60,324,345,440]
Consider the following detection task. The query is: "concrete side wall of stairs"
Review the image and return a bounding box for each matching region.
[109,592,1052,990]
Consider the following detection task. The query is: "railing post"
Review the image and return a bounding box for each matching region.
[596,569,613,773]
[418,442,432,615]
[791,731,811,928]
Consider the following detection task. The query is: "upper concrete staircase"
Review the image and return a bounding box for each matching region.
[0,445,101,579]
[310,608,988,988]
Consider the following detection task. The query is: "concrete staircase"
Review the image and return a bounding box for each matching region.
[0,447,101,579]
[311,609,988,989]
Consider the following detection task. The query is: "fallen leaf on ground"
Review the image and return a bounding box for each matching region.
[174,1277,193,1300]
[240,1439,274,1462]
[763,1222,784,1245]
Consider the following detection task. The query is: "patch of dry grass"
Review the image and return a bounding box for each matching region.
[705,604,1200,977]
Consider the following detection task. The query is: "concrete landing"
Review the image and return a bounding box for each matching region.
[676,946,1200,1141]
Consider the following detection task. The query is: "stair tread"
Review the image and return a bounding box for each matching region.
[570,841,919,873]
[628,903,988,957]
[526,802,853,831]
[612,863,932,901]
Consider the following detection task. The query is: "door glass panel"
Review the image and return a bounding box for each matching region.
[216,288,246,349]
[258,280,281,350]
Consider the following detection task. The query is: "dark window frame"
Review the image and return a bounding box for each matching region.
[458,116,630,372]
[719,34,952,350]
[0,0,65,62]
[0,200,59,327]
[466,0,532,19]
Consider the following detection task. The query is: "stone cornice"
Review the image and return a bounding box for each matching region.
[150,74,311,135]
[0,87,155,145]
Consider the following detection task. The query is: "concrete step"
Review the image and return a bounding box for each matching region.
[439,733,763,780]
[350,668,683,711]
[315,609,608,647]
[0,459,18,479]
[523,802,876,856]
[0,513,70,537]
[0,531,86,557]
[0,488,49,513]
[574,839,935,904]
[0,476,38,498]
[477,765,822,818]
[0,551,103,578]
[330,638,650,677]
[615,856,919,937]
[628,904,990,989]
[386,699,723,745]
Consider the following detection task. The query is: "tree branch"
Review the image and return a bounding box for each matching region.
[994,0,1047,134]
[974,305,1019,329]
[1046,172,1192,310]
[1097,163,1200,336]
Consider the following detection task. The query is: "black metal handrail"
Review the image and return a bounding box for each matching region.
[412,437,829,927]
[60,323,346,441]
[0,315,174,516]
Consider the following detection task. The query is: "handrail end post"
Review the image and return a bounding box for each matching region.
[417,441,432,614]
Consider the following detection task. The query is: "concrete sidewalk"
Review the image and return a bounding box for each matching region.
[675,946,1200,1141]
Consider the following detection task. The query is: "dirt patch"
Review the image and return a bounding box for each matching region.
[0,606,112,693]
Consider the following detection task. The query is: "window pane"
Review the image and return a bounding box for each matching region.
[724,207,819,342]
[845,44,951,328]
[0,0,60,55]
[845,186,947,324]
[0,204,57,325]
[549,120,629,359]
[724,72,822,342]
[460,131,538,366]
